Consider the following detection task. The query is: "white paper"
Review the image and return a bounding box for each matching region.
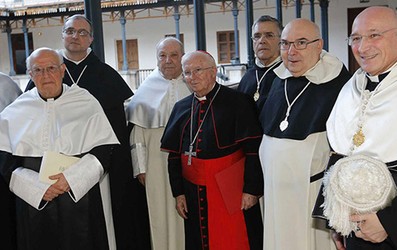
[39,151,79,184]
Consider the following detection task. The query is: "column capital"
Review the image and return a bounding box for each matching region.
[319,0,329,8]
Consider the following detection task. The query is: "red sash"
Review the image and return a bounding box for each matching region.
[182,150,249,250]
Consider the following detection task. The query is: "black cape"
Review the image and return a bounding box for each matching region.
[260,65,351,140]
[161,83,264,249]
[25,51,151,250]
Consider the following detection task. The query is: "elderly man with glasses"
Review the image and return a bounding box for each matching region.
[0,47,120,249]
[161,51,264,250]
[258,18,351,250]
[24,14,150,249]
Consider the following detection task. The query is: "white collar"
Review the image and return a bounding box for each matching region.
[194,83,216,101]
[61,48,92,65]
[274,50,343,84]
[365,61,397,82]
[255,56,281,68]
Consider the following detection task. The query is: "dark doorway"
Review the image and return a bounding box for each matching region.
[11,33,33,75]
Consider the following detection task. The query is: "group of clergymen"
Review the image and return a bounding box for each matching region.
[1,5,397,250]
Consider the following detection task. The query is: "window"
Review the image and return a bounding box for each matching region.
[116,39,139,70]
[217,30,238,64]
[11,33,33,74]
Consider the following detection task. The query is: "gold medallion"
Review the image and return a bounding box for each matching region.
[353,128,365,147]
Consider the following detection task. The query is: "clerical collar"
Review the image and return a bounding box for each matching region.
[194,83,217,101]
[365,71,390,91]
[366,71,390,83]
[39,85,64,101]
[194,94,206,101]
[255,56,281,68]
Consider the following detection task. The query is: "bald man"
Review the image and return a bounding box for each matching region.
[0,47,119,249]
[258,19,351,250]
[322,6,397,250]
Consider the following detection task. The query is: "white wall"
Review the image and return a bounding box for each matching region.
[0,0,392,74]
[327,0,389,67]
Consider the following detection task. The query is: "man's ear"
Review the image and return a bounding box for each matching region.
[318,39,324,51]
[89,36,94,46]
[60,63,66,78]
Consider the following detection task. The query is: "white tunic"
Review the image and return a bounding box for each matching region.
[259,133,334,250]
[260,51,344,250]
[127,68,190,250]
[0,84,119,249]
[327,63,397,161]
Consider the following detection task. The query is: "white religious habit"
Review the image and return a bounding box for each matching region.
[127,67,191,250]
[0,84,119,250]
[259,51,349,250]
[325,63,397,239]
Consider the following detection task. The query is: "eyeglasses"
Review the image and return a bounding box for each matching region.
[183,67,213,77]
[30,65,62,77]
[63,28,91,37]
[347,27,397,46]
[252,32,279,42]
[279,38,320,50]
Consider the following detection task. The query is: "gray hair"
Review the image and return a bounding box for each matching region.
[182,51,216,68]
[252,15,283,34]
[156,36,184,54]
[26,47,64,70]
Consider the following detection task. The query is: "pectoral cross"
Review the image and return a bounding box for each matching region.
[184,145,196,166]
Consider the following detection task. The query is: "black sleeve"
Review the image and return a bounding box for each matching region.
[89,144,118,173]
[377,197,397,246]
[235,92,264,196]
[241,137,264,196]
[167,152,184,197]
[0,151,21,183]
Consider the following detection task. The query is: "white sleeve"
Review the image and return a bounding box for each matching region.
[130,126,147,177]
[62,153,104,202]
[10,167,51,210]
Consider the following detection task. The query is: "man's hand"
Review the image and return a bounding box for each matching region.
[43,173,70,201]
[331,230,346,250]
[137,173,146,186]
[241,193,258,210]
[351,213,388,243]
[175,195,188,219]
